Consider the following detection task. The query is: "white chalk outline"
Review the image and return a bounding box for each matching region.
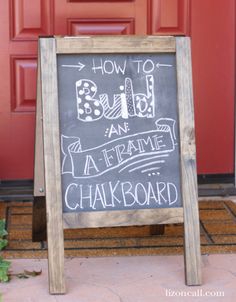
[119,154,169,173]
[141,167,161,173]
[69,151,170,179]
[61,135,81,174]
[62,62,85,71]
[70,127,175,154]
[76,75,155,122]
[61,118,177,178]
[156,118,177,141]
[156,63,172,68]
[129,160,165,173]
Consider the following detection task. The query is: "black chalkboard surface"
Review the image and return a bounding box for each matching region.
[57,53,182,212]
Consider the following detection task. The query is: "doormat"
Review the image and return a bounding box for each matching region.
[1,200,236,259]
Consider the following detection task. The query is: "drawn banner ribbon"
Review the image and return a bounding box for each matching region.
[61,118,177,179]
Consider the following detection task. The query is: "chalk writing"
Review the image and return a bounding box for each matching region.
[62,62,85,71]
[105,122,130,138]
[61,118,176,178]
[76,76,155,122]
[57,53,181,212]
[91,58,172,75]
[65,181,178,211]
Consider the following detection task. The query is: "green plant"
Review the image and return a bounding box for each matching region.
[0,220,11,282]
[0,219,42,285]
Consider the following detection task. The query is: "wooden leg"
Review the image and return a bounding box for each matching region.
[32,196,47,242]
[176,37,202,285]
[40,38,66,294]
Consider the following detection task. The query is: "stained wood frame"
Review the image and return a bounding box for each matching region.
[36,35,201,294]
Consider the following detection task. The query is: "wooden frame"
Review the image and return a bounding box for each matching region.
[36,35,201,294]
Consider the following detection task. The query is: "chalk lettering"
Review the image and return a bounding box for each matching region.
[92,59,104,74]
[65,183,78,210]
[153,135,166,150]
[156,182,167,205]
[126,140,139,155]
[114,60,127,75]
[168,183,178,205]
[147,181,159,205]
[109,181,122,205]
[143,59,155,73]
[84,155,99,175]
[92,59,127,75]
[137,136,155,153]
[102,148,115,167]
[92,184,106,210]
[64,180,179,211]
[121,182,137,207]
[101,183,114,208]
[114,144,129,163]
[135,183,148,205]
[132,60,143,73]
[79,184,93,209]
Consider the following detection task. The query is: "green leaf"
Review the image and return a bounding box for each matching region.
[0,259,11,269]
[0,259,11,282]
[0,220,8,238]
[0,239,8,250]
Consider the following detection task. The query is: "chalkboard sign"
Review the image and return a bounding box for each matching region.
[57,53,182,213]
[35,36,202,294]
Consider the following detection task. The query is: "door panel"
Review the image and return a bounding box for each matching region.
[54,0,147,35]
[191,0,235,174]
[11,56,37,112]
[67,19,135,35]
[10,0,53,41]
[149,0,190,35]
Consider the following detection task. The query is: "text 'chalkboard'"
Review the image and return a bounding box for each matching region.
[57,53,182,212]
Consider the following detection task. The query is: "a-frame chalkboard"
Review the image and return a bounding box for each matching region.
[34,36,202,294]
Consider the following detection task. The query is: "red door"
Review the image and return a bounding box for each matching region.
[0,0,235,180]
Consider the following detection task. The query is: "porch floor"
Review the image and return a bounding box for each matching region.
[0,254,236,301]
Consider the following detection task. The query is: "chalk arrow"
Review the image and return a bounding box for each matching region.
[156,63,172,68]
[61,62,85,71]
